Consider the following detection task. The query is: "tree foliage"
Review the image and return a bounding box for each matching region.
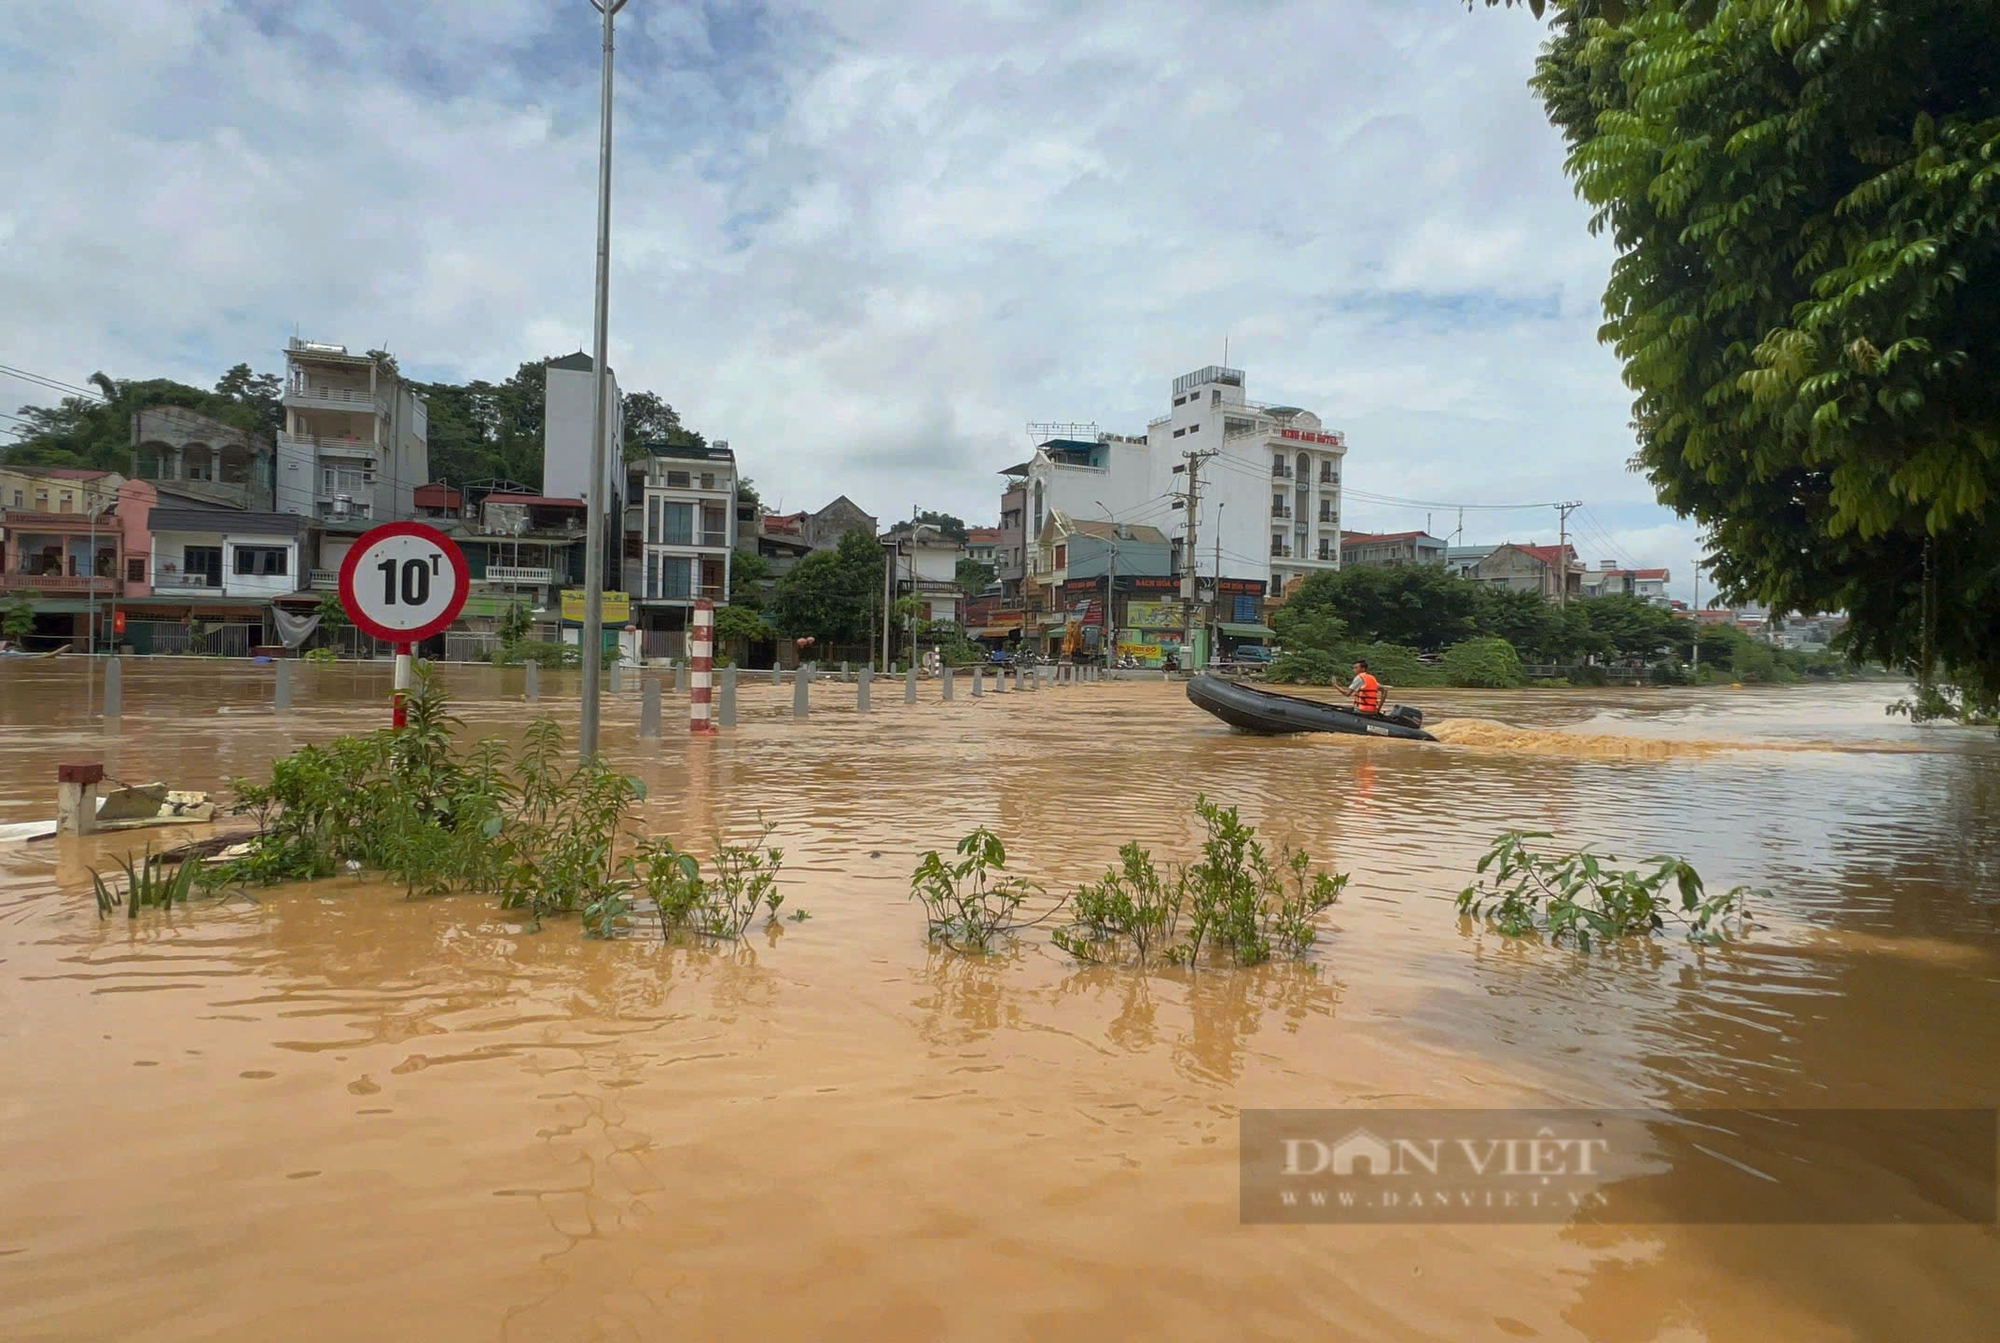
[5,371,275,472]
[770,528,884,647]
[956,558,995,595]
[1521,0,2000,702]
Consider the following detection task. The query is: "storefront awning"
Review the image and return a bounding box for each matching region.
[1217,622,1276,639]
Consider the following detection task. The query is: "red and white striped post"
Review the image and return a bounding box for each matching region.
[689,600,718,734]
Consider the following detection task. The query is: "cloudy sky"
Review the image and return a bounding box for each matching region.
[0,0,1704,596]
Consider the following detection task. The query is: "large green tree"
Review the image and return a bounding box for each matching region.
[1500,0,2000,700]
[770,528,885,647]
[1281,564,1484,650]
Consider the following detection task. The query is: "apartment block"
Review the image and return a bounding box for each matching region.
[275,338,428,524]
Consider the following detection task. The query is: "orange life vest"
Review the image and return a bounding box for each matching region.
[1353,673,1382,715]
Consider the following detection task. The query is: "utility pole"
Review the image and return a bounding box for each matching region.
[577,0,629,759]
[1096,500,1121,665]
[1172,448,1216,668]
[1554,500,1583,609]
[880,536,895,671]
[1691,558,1703,671]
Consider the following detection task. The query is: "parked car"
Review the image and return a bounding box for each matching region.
[1229,644,1275,666]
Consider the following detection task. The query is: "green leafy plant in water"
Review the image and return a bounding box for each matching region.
[1052,798,1347,968]
[1052,840,1183,965]
[205,666,642,926]
[910,828,1049,952]
[494,717,646,929]
[1455,831,1758,949]
[302,646,338,665]
[625,822,787,941]
[92,847,199,919]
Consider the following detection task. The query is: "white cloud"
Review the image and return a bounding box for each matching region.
[0,0,1679,553]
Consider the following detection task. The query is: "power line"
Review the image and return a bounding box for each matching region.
[0,363,105,402]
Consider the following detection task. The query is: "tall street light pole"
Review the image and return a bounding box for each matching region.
[578,0,629,759]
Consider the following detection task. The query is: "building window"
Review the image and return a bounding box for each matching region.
[1173,396,1186,407]
[1319,500,1335,522]
[661,555,691,600]
[666,470,690,488]
[35,491,48,509]
[183,546,223,585]
[126,557,145,583]
[1271,456,1285,477]
[1270,534,1285,558]
[10,490,19,506]
[647,497,660,544]
[233,546,289,577]
[701,505,727,548]
[1173,428,1185,438]
[58,492,74,512]
[1054,543,1067,570]
[1188,422,1200,432]
[662,502,693,545]
[700,472,715,490]
[646,552,659,599]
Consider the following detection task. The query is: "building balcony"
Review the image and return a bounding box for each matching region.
[308,570,339,591]
[1271,505,1292,519]
[154,572,222,591]
[1271,465,1293,480]
[281,432,379,461]
[643,583,729,605]
[1270,544,1294,559]
[3,572,121,597]
[283,385,389,415]
[483,566,554,585]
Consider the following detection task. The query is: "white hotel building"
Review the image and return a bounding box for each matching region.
[1020,365,1345,595]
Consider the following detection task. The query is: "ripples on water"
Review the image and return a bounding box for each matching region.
[2,663,1996,1339]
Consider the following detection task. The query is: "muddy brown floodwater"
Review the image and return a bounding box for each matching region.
[2,662,1997,1341]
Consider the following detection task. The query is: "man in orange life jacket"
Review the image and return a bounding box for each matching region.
[1339,659,1383,716]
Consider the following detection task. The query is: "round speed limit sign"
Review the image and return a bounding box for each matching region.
[337,521,471,645]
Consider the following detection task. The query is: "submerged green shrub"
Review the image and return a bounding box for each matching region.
[623,822,788,941]
[92,848,199,920]
[1049,796,1347,968]
[911,828,1047,951]
[206,666,644,928]
[1455,831,1757,949]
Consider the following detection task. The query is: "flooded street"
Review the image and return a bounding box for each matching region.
[3,662,1997,1341]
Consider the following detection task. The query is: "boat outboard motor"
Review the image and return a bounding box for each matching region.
[1383,704,1425,730]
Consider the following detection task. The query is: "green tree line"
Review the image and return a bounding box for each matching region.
[1269,565,1844,688]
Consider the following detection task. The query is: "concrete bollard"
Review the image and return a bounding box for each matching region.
[525,659,539,702]
[841,661,849,679]
[771,667,782,687]
[56,763,103,837]
[640,677,661,737]
[970,667,982,697]
[720,665,738,728]
[942,666,954,701]
[905,666,917,704]
[793,664,811,718]
[995,666,1007,693]
[857,666,872,713]
[104,655,124,719]
[269,658,287,714]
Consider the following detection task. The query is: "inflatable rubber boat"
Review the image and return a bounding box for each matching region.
[1187,673,1436,741]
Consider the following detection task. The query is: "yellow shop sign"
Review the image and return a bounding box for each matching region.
[561,589,631,624]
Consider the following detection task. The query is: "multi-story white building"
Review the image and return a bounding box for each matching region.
[275,338,428,524]
[627,444,737,654]
[543,353,623,516]
[1014,366,1347,601]
[1144,365,1345,596]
